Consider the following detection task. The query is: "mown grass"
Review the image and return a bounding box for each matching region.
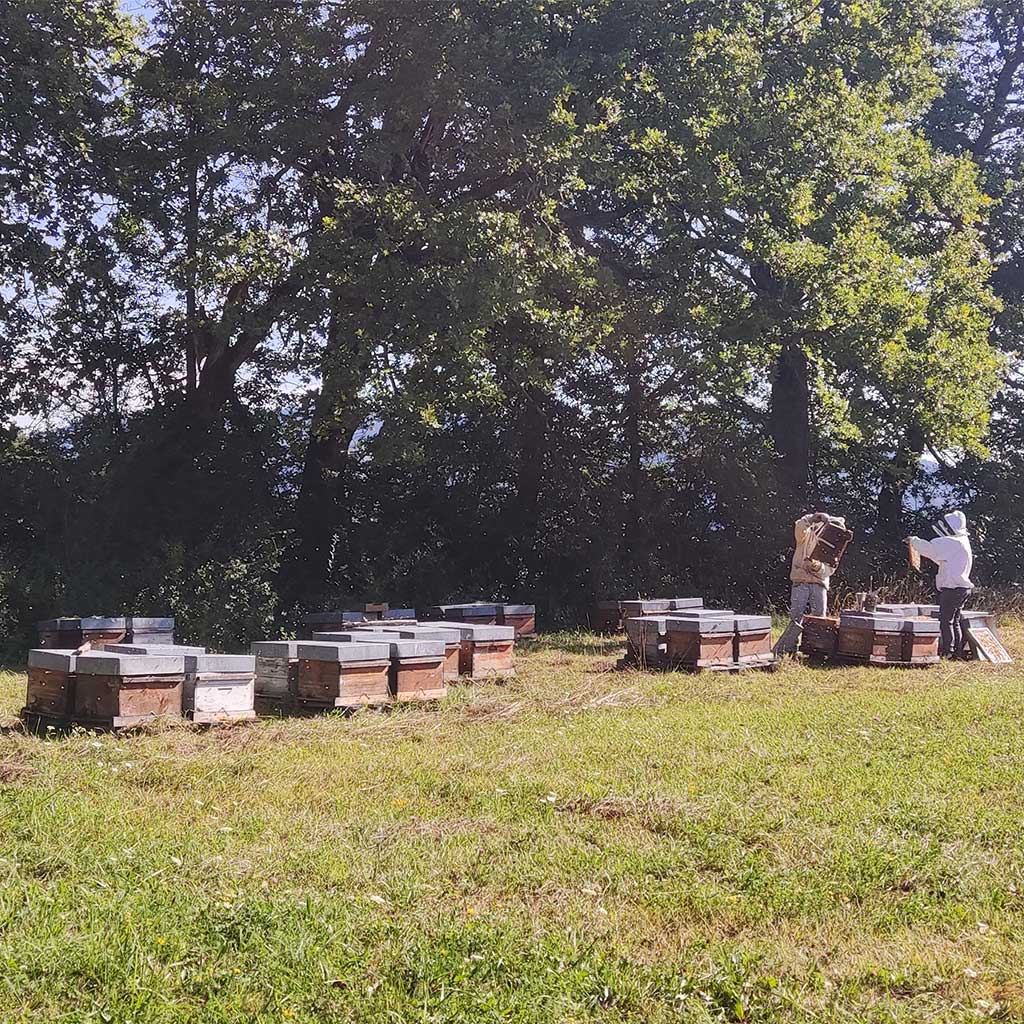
[2,628,1024,1022]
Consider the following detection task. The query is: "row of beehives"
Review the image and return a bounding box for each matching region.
[22,620,516,731]
[36,616,175,649]
[800,604,1003,665]
[621,599,775,671]
[301,601,536,638]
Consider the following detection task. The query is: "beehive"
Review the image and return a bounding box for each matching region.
[624,615,668,667]
[301,611,369,638]
[127,617,175,645]
[428,603,500,626]
[665,616,735,668]
[733,615,773,663]
[313,632,448,700]
[80,616,128,647]
[251,641,301,712]
[23,649,78,725]
[899,619,940,664]
[349,625,463,681]
[621,599,673,622]
[808,521,853,567]
[295,641,392,709]
[837,613,904,664]
[799,615,839,657]
[496,604,537,638]
[421,622,515,679]
[592,601,623,632]
[36,618,83,649]
[73,652,184,729]
[182,654,256,723]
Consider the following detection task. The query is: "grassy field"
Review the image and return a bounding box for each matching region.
[2,630,1024,1023]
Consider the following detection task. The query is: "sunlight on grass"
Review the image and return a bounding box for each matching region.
[1,630,1023,1021]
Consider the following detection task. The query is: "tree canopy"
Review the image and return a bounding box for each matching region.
[0,0,1017,651]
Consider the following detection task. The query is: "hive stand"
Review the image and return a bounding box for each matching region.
[295,642,393,710]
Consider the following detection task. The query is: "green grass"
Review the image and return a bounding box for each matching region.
[2,629,1024,1022]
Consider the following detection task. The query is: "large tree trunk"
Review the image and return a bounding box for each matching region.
[276,311,372,613]
[769,342,811,504]
[511,384,548,598]
[876,425,925,543]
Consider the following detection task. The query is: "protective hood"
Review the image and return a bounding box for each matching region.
[938,510,968,537]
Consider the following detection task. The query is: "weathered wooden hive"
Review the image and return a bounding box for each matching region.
[348,625,463,681]
[314,632,448,700]
[294,641,393,709]
[624,615,669,667]
[301,611,370,638]
[428,603,500,626]
[251,641,301,712]
[808,521,854,567]
[36,618,83,649]
[419,621,515,679]
[733,614,773,663]
[838,612,941,665]
[80,616,129,646]
[665,614,735,668]
[182,653,256,723]
[620,598,704,623]
[592,601,624,632]
[799,615,839,657]
[127,617,175,645]
[23,649,78,725]
[73,652,185,729]
[496,604,536,637]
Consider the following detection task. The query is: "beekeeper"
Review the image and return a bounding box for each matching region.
[906,511,974,659]
[775,511,847,655]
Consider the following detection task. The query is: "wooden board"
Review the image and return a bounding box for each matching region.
[808,522,854,568]
[459,640,515,680]
[73,674,183,725]
[392,658,447,700]
[966,625,1013,664]
[24,667,75,720]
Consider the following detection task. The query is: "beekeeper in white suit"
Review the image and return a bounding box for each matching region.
[906,511,974,659]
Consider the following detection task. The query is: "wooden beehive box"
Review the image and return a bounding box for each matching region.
[448,603,500,626]
[301,611,369,639]
[621,599,673,622]
[127,617,175,646]
[80,616,128,647]
[800,615,839,657]
[295,641,392,709]
[592,601,624,632]
[899,619,939,664]
[733,615,773,663]
[808,522,854,567]
[23,649,78,725]
[251,641,301,712]
[183,653,256,723]
[665,615,735,669]
[624,615,668,667]
[73,652,185,729]
[837,613,904,664]
[313,632,449,700]
[424,622,515,680]
[496,604,537,638]
[345,626,463,681]
[36,618,83,649]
